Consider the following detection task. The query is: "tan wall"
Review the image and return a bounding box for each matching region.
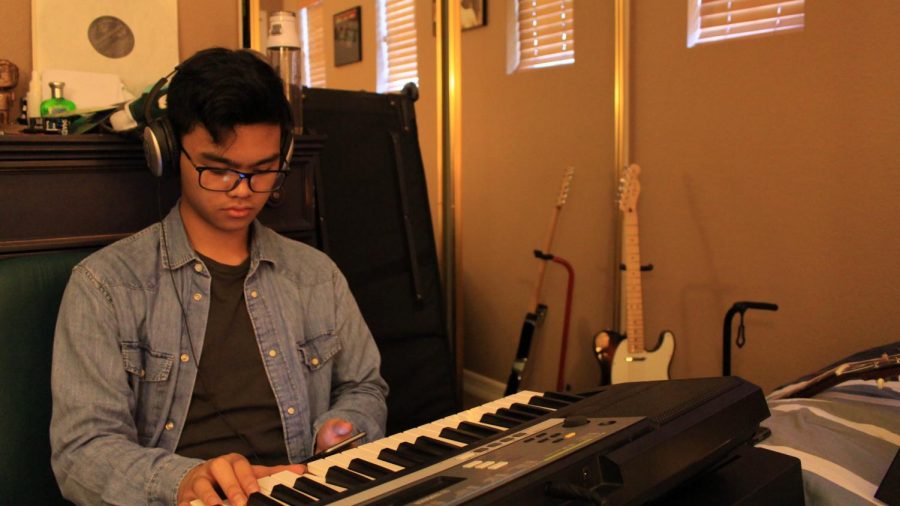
[461,0,900,394]
[629,0,900,392]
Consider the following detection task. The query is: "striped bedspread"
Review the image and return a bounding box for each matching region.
[760,379,900,505]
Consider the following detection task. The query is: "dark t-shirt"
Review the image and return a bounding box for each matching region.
[176,253,287,465]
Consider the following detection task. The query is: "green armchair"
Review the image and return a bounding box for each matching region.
[0,250,92,505]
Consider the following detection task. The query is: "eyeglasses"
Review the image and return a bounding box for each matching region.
[181,148,288,193]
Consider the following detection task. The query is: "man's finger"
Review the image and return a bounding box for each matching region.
[191,475,223,506]
[208,457,247,506]
[232,456,261,495]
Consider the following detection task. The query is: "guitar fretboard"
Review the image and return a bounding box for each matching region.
[623,209,645,354]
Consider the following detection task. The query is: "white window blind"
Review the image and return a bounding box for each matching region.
[377,0,419,93]
[516,0,575,72]
[687,0,805,48]
[300,4,326,87]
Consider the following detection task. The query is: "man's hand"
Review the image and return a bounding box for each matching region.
[177,453,305,506]
[315,418,357,453]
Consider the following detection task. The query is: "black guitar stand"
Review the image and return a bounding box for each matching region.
[723,301,779,376]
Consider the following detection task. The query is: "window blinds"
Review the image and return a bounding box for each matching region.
[517,0,575,71]
[300,4,326,88]
[688,0,805,47]
[380,0,419,92]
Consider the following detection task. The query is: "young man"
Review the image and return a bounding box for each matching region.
[50,48,388,506]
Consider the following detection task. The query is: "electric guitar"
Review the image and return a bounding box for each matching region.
[594,164,675,384]
[767,352,900,400]
[505,167,575,395]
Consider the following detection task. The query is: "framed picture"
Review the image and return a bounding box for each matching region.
[334,6,362,66]
[461,0,486,30]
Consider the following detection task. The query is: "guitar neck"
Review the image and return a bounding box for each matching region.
[623,209,645,353]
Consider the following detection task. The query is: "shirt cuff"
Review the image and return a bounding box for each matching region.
[148,453,204,505]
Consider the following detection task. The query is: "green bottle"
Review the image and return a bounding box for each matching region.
[40,81,76,116]
[40,81,76,134]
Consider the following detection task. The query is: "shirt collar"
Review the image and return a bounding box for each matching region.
[159,202,280,270]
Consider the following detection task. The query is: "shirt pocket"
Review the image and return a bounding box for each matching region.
[120,342,174,382]
[297,332,342,371]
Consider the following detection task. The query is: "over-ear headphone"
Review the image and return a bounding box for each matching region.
[142,69,295,178]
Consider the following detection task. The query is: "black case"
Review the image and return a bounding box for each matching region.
[303,87,458,434]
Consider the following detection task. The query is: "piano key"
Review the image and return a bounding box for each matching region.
[247,492,285,506]
[542,391,585,403]
[348,457,394,479]
[457,420,503,438]
[344,445,407,472]
[479,412,524,429]
[270,484,317,505]
[292,474,344,500]
[413,423,468,447]
[438,426,482,444]
[394,442,440,463]
[508,402,554,417]
[495,407,538,422]
[526,394,569,409]
[324,466,373,488]
[413,435,461,455]
[378,447,421,467]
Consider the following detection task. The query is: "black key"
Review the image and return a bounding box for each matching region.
[325,466,372,488]
[247,492,282,505]
[271,484,316,505]
[396,442,440,463]
[349,457,394,478]
[378,447,419,468]
[439,427,481,444]
[528,395,569,409]
[415,435,459,455]
[543,391,583,403]
[292,476,339,499]
[458,421,502,437]
[509,402,553,416]
[496,407,537,421]
[480,412,520,429]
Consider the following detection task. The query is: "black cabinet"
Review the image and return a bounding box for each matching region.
[0,133,323,255]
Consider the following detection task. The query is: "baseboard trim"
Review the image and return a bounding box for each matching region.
[463,368,506,404]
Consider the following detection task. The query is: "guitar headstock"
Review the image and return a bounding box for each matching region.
[617,164,641,213]
[555,166,575,208]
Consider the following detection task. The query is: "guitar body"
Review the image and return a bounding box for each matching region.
[505,311,540,395]
[593,330,625,386]
[610,330,676,384]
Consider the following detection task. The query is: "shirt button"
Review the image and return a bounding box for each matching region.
[310,357,320,366]
[287,407,296,415]
[193,293,202,301]
[180,353,190,363]
[268,349,277,358]
[194,263,203,273]
[165,421,174,430]
[250,290,259,298]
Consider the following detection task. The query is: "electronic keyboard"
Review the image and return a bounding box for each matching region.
[191,376,769,505]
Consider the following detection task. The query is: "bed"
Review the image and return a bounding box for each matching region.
[759,342,900,505]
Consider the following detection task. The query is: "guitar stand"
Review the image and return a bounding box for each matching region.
[534,250,575,391]
[722,301,779,376]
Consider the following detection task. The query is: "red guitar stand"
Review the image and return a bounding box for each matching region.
[535,250,575,391]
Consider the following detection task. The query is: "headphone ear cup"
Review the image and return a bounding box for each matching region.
[143,117,179,178]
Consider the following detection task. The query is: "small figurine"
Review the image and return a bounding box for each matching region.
[0,59,20,125]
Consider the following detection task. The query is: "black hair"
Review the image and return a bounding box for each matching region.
[166,47,292,146]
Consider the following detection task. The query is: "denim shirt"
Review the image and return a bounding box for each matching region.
[50,205,388,506]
